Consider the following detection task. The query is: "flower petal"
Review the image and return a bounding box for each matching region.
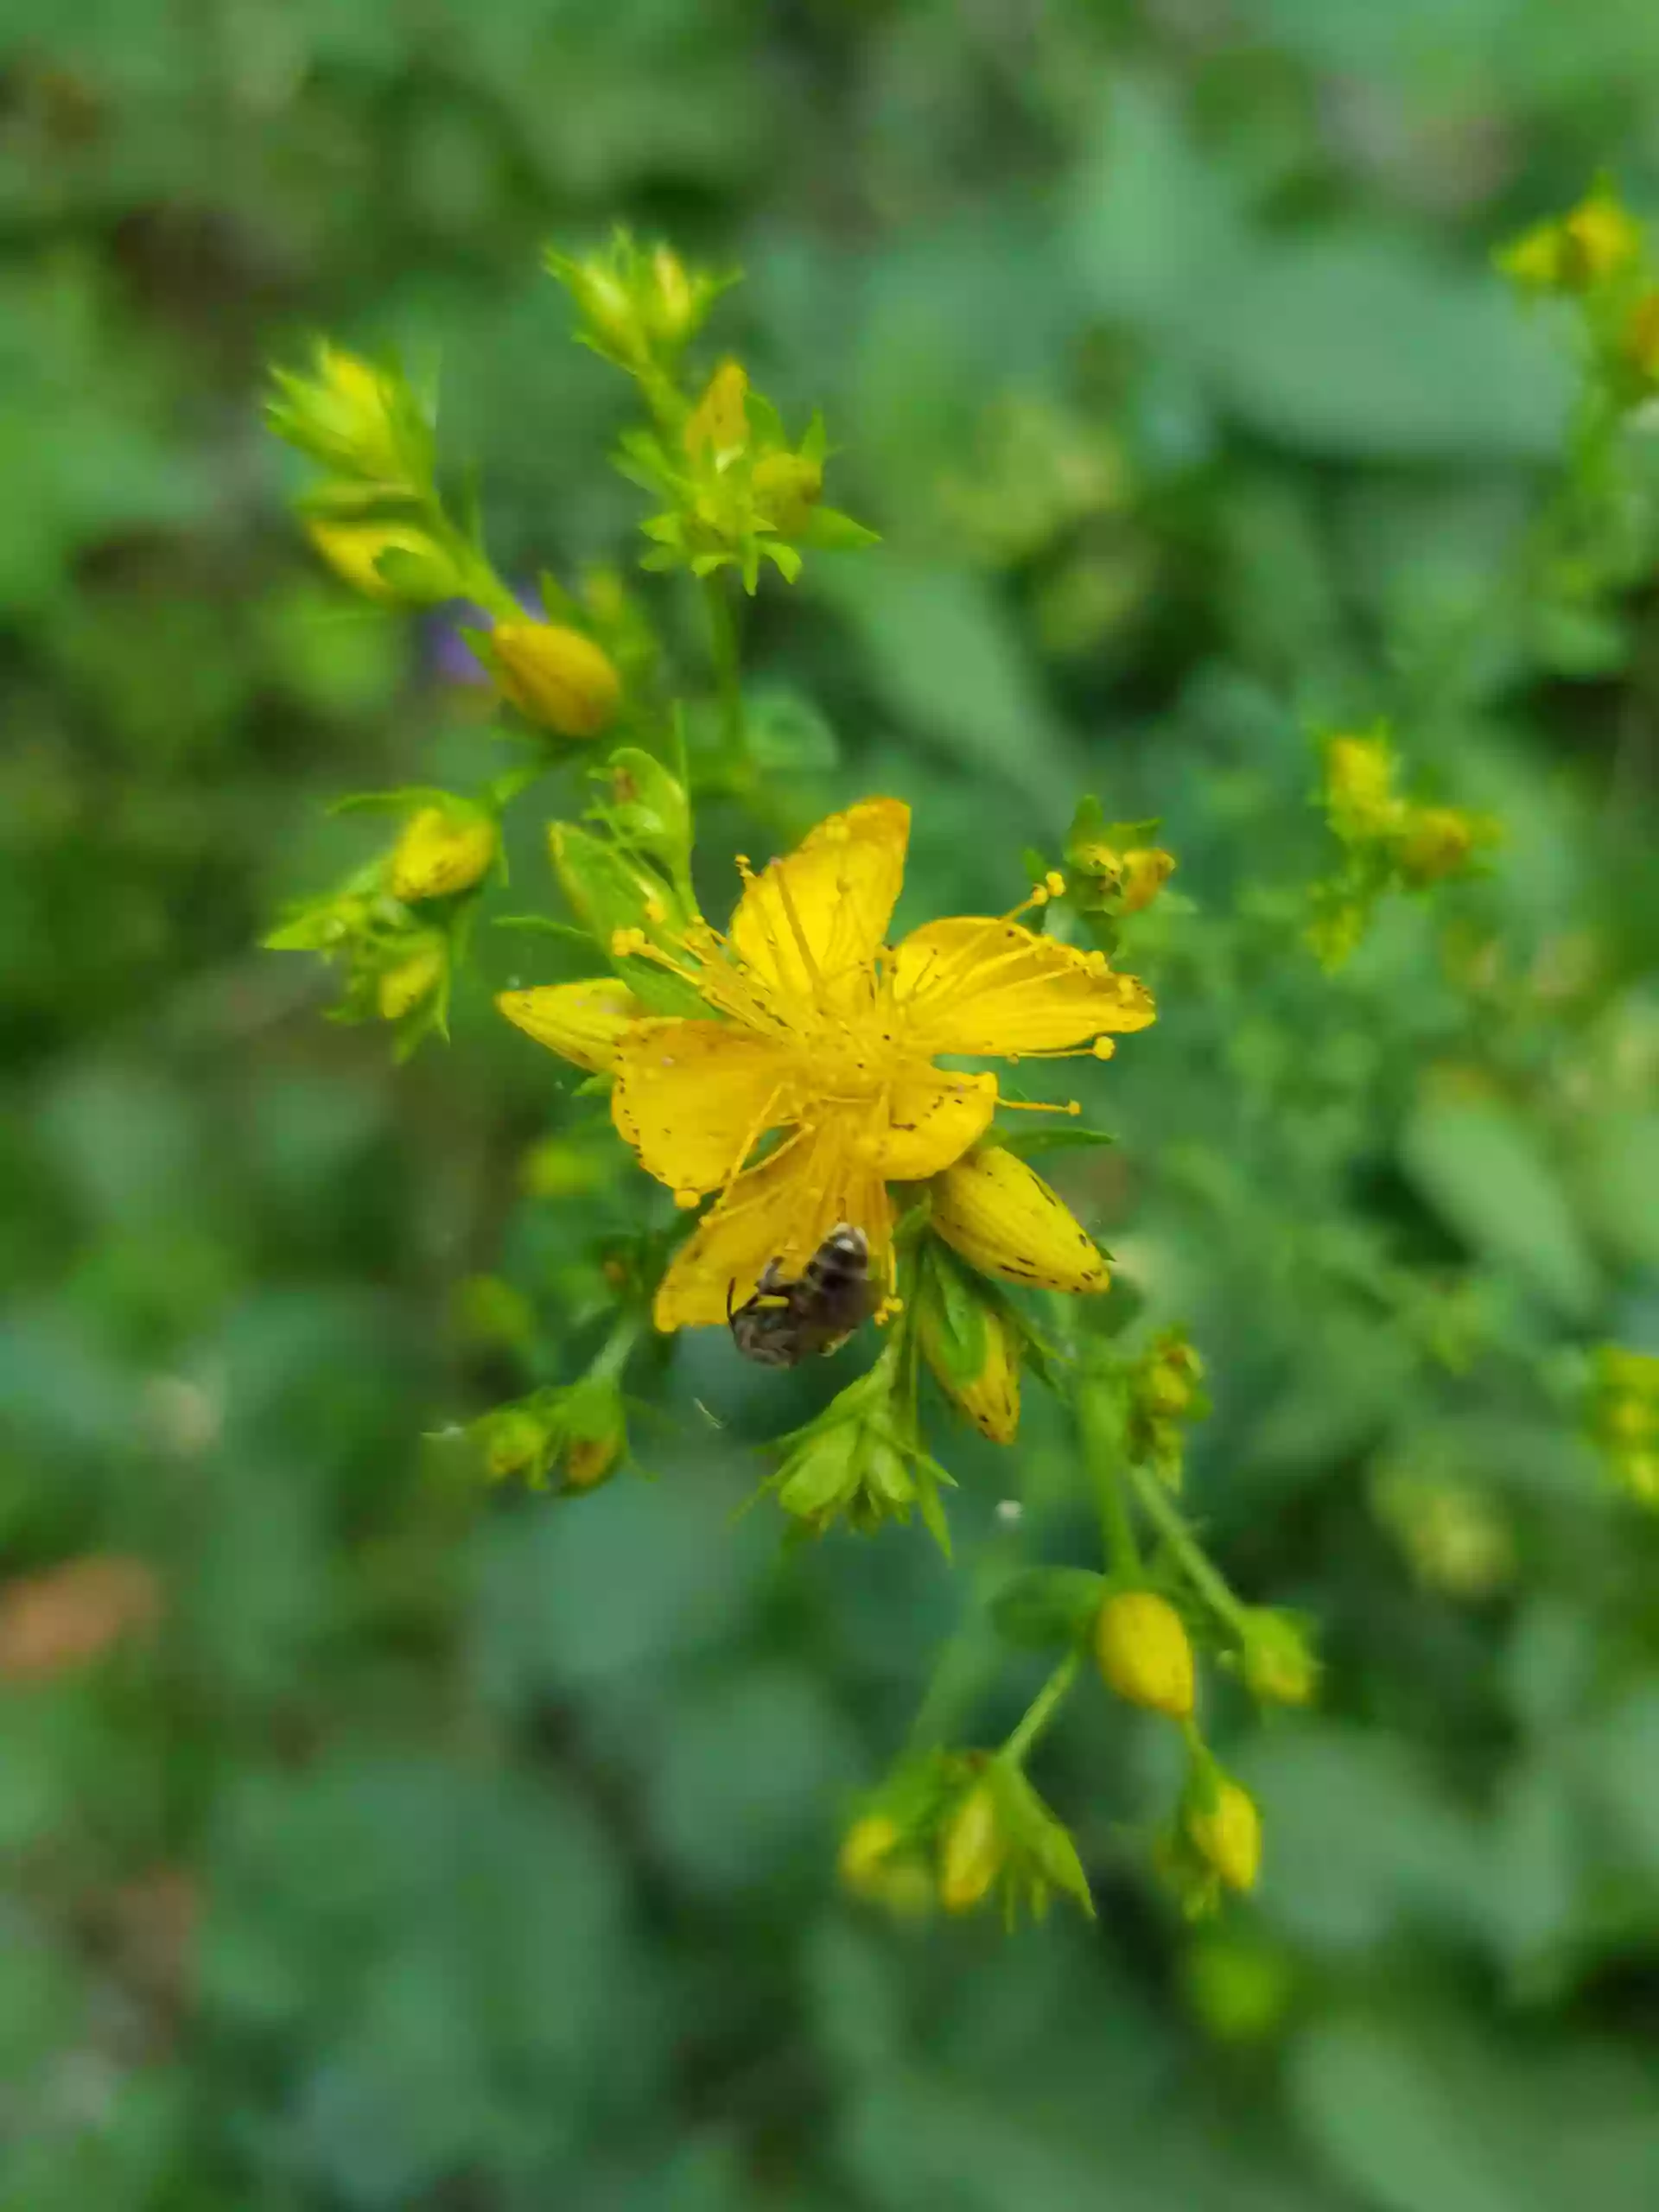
[613,1020,803,1192]
[931,1145,1108,1293]
[729,798,909,1018]
[497,978,641,1073]
[654,1119,893,1330]
[893,918,1154,1056]
[868,1066,996,1180]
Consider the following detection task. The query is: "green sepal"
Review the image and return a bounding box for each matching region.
[990,1566,1107,1651]
[992,1125,1118,1160]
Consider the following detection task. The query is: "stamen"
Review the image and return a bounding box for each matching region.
[995,1094,1083,1115]
[674,1188,702,1210]
[1045,870,1067,897]
[770,865,829,1006]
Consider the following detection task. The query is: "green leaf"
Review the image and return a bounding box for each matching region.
[1400,1090,1599,1321]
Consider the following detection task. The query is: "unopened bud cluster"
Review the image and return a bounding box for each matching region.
[1498,181,1659,407]
[1308,726,1500,969]
[1586,1344,1659,1509]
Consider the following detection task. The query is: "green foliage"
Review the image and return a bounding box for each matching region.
[5,4,1659,2209]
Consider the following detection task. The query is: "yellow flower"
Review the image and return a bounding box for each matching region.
[1186,1778,1262,1895]
[930,1144,1110,1294]
[486,621,622,737]
[307,518,461,604]
[524,800,1149,1330]
[1095,1590,1196,1718]
[496,979,643,1073]
[391,806,498,901]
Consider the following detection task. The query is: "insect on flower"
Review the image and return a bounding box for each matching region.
[727,1223,876,1368]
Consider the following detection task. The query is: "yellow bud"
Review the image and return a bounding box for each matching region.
[685,359,749,461]
[647,245,697,344]
[273,343,413,484]
[1395,806,1478,885]
[390,806,498,902]
[838,1814,902,1896]
[938,1782,1007,1914]
[488,621,621,738]
[1497,219,1567,291]
[931,1146,1108,1294]
[1560,188,1643,288]
[1141,1361,1194,1418]
[306,518,461,605]
[751,448,823,534]
[1186,1778,1262,1895]
[480,1408,545,1480]
[1325,732,1401,835]
[563,1433,620,1489]
[1624,291,1659,386]
[1240,1613,1319,1707]
[916,1277,1021,1445]
[496,977,641,1075]
[1118,846,1175,913]
[1095,1590,1196,1719]
[376,944,444,1021]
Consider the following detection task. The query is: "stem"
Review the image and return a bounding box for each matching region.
[1001,1649,1080,1768]
[906,1522,1025,1754]
[702,570,747,763]
[1123,1458,1249,1637]
[588,1309,645,1385]
[1075,1378,1142,1575]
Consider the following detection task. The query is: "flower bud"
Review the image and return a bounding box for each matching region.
[1624,291,1659,387]
[1117,846,1175,913]
[557,1376,627,1491]
[1395,805,1482,885]
[685,359,749,462]
[930,1146,1108,1294]
[1559,188,1643,288]
[1185,1776,1262,1895]
[1324,731,1402,838]
[1095,1589,1196,1719]
[938,1782,1007,1914]
[478,1407,547,1482]
[269,343,416,486]
[1239,1611,1319,1707]
[390,805,498,902]
[496,977,642,1074]
[307,518,462,605]
[485,621,621,738]
[645,246,697,345]
[838,1814,902,1895]
[752,448,823,534]
[916,1252,1020,1444]
[376,942,445,1021]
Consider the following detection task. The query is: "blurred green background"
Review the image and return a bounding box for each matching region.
[5,3,1659,2206]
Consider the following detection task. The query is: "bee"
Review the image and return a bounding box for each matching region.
[727,1224,875,1368]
